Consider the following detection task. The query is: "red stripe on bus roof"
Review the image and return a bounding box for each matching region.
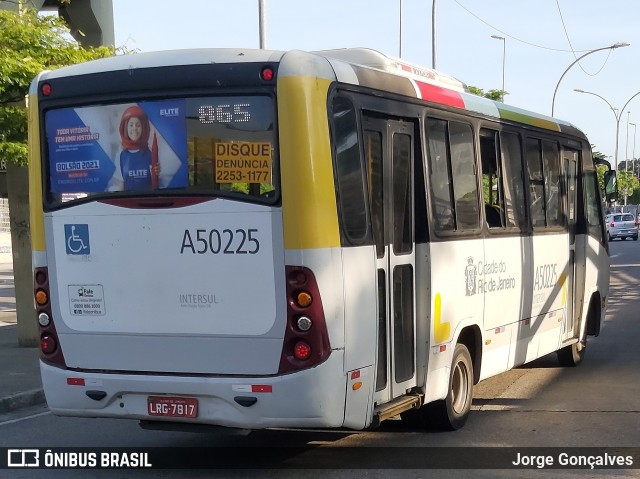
[415,81,465,109]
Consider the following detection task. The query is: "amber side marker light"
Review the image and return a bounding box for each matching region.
[35,289,48,306]
[296,291,312,308]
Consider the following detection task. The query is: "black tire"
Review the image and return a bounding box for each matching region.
[400,406,426,428]
[607,232,612,242]
[426,343,474,430]
[634,236,638,241]
[557,336,586,367]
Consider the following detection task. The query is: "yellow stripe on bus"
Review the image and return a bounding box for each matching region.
[560,272,567,306]
[278,76,340,250]
[28,92,46,253]
[434,293,451,344]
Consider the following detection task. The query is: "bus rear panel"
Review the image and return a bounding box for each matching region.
[31,50,358,430]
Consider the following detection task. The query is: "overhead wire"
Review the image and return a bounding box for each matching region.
[452,0,615,58]
[555,0,612,76]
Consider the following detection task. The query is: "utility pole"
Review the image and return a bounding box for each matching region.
[258,0,266,49]
[431,0,437,69]
[399,0,403,57]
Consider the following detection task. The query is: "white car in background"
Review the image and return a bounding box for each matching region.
[605,213,638,241]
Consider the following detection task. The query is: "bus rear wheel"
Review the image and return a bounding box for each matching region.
[426,343,474,430]
[557,337,586,367]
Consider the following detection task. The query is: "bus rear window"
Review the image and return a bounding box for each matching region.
[44,96,277,205]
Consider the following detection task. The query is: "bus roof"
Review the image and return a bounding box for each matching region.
[311,48,584,139]
[35,47,585,140]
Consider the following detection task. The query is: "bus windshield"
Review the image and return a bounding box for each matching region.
[44,95,277,207]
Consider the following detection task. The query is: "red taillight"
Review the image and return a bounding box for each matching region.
[41,334,57,354]
[261,66,274,81]
[611,221,615,228]
[279,266,331,374]
[41,83,52,96]
[34,266,66,367]
[294,341,312,361]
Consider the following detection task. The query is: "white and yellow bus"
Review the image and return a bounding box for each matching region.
[29,48,614,431]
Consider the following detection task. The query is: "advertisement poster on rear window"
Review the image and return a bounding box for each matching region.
[46,99,189,193]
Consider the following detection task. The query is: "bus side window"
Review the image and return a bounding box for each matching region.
[331,96,370,245]
[542,140,563,227]
[500,131,526,229]
[426,118,455,231]
[426,118,479,232]
[366,130,385,257]
[480,129,505,229]
[449,122,480,230]
[583,168,604,242]
[526,138,547,228]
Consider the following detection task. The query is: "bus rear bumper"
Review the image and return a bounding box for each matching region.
[40,351,348,429]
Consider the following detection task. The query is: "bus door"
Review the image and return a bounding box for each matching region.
[364,116,418,405]
[562,148,579,341]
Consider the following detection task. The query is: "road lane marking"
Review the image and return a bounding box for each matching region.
[0,410,50,426]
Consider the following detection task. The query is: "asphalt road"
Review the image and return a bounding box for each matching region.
[1,239,639,478]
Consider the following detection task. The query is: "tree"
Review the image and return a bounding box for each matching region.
[593,149,640,205]
[629,185,640,205]
[467,86,507,102]
[1,7,114,345]
[0,8,114,166]
[596,164,607,193]
[593,150,609,194]
[619,158,640,178]
[592,149,607,163]
[617,170,639,205]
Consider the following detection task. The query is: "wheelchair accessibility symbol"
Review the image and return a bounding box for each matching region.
[64,224,90,255]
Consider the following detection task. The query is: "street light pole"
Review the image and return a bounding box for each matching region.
[551,42,630,116]
[431,0,437,69]
[399,0,403,57]
[574,89,640,174]
[491,35,505,102]
[625,112,632,206]
[625,111,632,174]
[632,122,638,177]
[258,0,266,49]
[574,89,620,169]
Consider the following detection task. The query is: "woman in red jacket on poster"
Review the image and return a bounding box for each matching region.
[118,105,159,190]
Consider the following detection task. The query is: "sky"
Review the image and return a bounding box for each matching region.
[112,0,640,169]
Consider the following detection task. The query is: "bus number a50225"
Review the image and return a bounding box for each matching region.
[180,228,260,255]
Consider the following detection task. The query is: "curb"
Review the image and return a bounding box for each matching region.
[0,389,46,414]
